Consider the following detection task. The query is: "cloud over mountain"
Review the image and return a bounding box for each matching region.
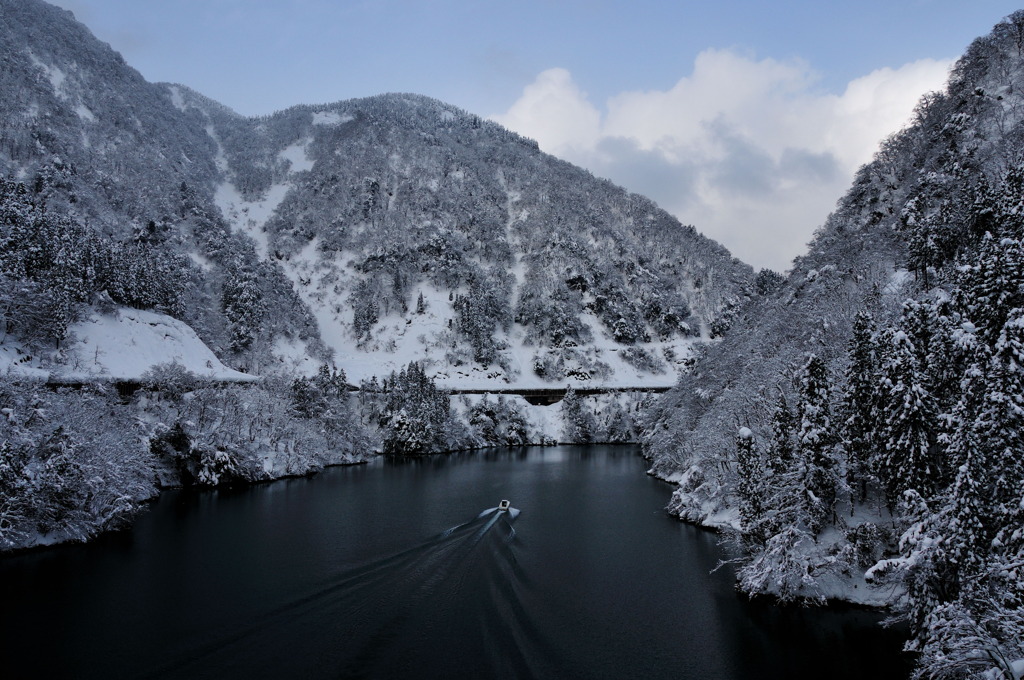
[492,50,952,272]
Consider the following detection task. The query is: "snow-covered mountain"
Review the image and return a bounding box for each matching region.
[0,0,753,387]
[643,11,1024,676]
[198,91,755,388]
[645,8,1024,532]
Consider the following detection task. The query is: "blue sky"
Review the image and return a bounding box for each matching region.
[51,0,1024,270]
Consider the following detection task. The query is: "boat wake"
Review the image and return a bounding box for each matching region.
[149,507,565,679]
[478,505,521,520]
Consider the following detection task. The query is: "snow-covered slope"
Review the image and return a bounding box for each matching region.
[1,306,256,383]
[179,91,755,387]
[642,14,1024,657]
[0,0,755,389]
[280,241,698,389]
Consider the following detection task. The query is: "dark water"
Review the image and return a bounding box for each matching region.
[0,445,912,679]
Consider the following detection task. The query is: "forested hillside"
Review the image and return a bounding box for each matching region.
[0,0,329,374]
[0,0,754,552]
[1,0,755,388]
[180,88,754,386]
[644,12,1024,677]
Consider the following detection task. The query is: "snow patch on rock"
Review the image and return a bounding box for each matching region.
[279,139,315,173]
[167,85,187,112]
[312,110,352,126]
[28,51,67,98]
[74,104,96,122]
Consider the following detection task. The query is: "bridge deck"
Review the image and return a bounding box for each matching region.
[444,385,672,405]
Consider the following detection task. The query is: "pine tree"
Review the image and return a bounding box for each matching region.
[843,311,878,502]
[796,354,839,533]
[956,233,1024,346]
[735,427,768,547]
[945,427,991,587]
[968,172,999,240]
[992,163,1024,237]
[757,392,810,540]
[926,307,968,435]
[379,361,452,455]
[351,280,379,341]
[766,392,797,476]
[738,403,821,599]
[875,329,938,508]
[907,218,941,287]
[561,386,596,443]
[978,309,1024,575]
[221,262,266,353]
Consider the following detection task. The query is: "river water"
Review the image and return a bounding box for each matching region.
[0,445,912,679]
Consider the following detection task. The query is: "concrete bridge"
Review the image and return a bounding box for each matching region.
[444,385,673,405]
[46,378,671,406]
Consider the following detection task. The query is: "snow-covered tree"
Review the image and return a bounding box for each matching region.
[842,311,878,502]
[561,386,597,443]
[466,395,531,447]
[985,310,1024,524]
[796,354,839,533]
[221,259,266,353]
[766,392,797,476]
[735,427,769,547]
[737,523,822,604]
[874,329,939,507]
[955,233,1024,346]
[378,362,457,455]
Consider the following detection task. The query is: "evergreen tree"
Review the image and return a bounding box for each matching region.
[735,427,768,547]
[221,261,266,353]
[378,362,453,455]
[903,196,942,286]
[842,311,878,502]
[766,392,797,476]
[796,354,839,533]
[751,392,814,544]
[955,233,1024,346]
[738,396,820,602]
[979,310,1024,564]
[351,280,379,342]
[945,426,991,587]
[924,306,968,453]
[968,172,999,240]
[291,364,353,437]
[561,386,597,443]
[875,329,938,507]
[991,163,1024,237]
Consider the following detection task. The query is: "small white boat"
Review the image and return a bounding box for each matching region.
[498,499,511,512]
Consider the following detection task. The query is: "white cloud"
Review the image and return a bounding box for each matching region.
[491,50,952,272]
[493,67,602,156]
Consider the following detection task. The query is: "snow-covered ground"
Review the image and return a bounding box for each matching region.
[0,339,50,380]
[661,471,902,608]
[1,306,256,383]
[276,235,695,388]
[318,280,694,390]
[209,126,319,262]
[205,145,704,391]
